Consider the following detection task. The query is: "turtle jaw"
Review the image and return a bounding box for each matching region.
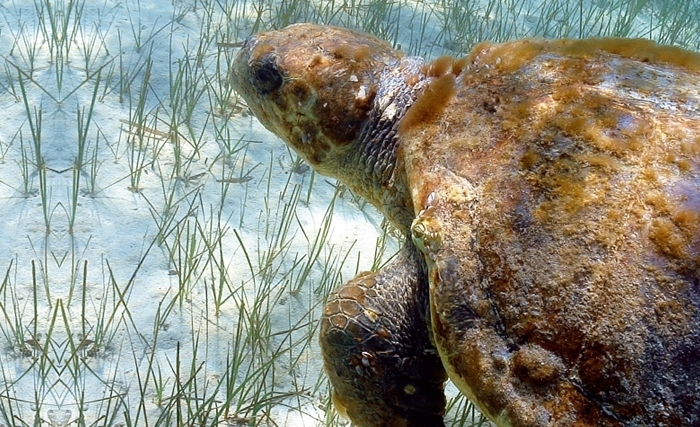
[231,34,333,168]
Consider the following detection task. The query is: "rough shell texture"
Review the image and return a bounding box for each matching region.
[405,38,700,426]
[232,24,700,427]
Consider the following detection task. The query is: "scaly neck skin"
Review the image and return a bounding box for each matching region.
[338,56,430,234]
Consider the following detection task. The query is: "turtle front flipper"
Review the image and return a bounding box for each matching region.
[320,244,448,427]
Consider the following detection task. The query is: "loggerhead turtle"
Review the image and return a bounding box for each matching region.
[231,23,700,426]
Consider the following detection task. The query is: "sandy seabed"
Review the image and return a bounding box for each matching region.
[0,1,400,425]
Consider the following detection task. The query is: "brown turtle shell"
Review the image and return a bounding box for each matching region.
[403,38,700,426]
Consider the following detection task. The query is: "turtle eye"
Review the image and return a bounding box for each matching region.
[251,56,283,94]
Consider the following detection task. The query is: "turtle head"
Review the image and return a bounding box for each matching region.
[233,24,434,230]
[232,23,403,175]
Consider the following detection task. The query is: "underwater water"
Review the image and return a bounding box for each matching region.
[0,0,696,426]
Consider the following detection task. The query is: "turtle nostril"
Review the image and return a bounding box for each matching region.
[243,35,257,48]
[251,56,283,94]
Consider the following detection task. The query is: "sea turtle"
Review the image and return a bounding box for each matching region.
[231,23,700,426]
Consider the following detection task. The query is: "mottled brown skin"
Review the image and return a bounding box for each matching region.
[232,24,445,426]
[232,24,700,427]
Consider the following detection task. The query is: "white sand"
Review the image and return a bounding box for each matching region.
[0,1,393,425]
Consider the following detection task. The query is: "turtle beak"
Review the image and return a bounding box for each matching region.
[231,36,256,96]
